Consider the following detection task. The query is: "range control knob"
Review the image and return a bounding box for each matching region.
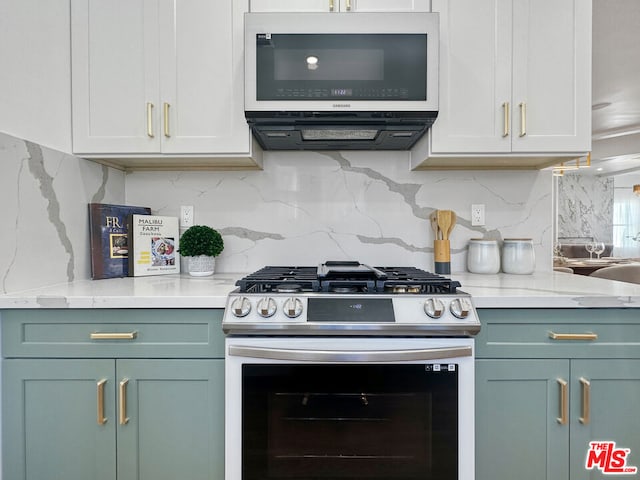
[283,297,303,318]
[424,298,445,318]
[230,296,251,318]
[450,298,471,319]
[257,297,277,318]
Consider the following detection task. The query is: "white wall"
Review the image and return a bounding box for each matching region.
[0,0,72,153]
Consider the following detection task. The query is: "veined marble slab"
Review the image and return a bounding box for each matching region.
[1,272,638,310]
[126,151,555,274]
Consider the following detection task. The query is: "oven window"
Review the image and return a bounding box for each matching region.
[242,364,457,480]
[255,34,428,101]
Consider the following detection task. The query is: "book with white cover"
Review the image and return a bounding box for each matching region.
[127,214,180,276]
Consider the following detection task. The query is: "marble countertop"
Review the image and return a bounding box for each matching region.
[1,271,640,310]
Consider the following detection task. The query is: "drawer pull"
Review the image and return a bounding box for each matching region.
[97,379,107,426]
[119,379,129,425]
[90,332,138,340]
[548,332,598,341]
[556,378,568,425]
[579,377,591,424]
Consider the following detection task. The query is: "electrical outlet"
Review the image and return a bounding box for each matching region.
[180,205,194,228]
[471,204,485,226]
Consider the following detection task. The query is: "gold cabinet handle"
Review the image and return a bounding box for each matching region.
[119,379,129,425]
[329,0,334,11]
[163,102,170,137]
[519,102,527,137]
[146,102,154,138]
[502,102,510,137]
[556,378,568,425]
[346,0,351,10]
[579,377,591,424]
[97,379,107,426]
[90,332,137,340]
[549,332,598,341]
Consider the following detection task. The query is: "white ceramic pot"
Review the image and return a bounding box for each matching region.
[467,239,500,274]
[502,238,535,274]
[187,255,216,277]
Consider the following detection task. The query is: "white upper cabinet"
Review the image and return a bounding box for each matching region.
[71,0,158,154]
[412,0,591,169]
[249,0,430,12]
[71,0,261,168]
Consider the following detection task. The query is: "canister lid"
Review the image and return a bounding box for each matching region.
[503,238,532,242]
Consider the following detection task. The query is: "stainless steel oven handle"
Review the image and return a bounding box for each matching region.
[228,345,472,362]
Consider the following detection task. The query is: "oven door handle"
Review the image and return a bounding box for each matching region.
[228,345,472,362]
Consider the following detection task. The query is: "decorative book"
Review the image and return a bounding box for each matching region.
[88,203,151,279]
[127,214,180,276]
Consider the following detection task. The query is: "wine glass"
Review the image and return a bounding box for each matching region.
[585,242,595,259]
[594,242,605,259]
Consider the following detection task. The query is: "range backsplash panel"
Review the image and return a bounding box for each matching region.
[126,151,553,274]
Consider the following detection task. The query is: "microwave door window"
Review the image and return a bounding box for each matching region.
[256,34,427,101]
[274,49,384,82]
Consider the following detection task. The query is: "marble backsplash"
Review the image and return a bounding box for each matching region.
[127,151,554,274]
[557,173,613,243]
[0,132,125,294]
[0,131,554,293]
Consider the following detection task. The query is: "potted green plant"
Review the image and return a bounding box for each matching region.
[178,225,224,276]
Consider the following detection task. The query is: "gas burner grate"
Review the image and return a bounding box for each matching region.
[235,264,461,294]
[235,266,321,293]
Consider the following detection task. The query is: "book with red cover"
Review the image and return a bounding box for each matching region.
[88,203,151,279]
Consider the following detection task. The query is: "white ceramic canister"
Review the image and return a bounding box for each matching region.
[501,238,535,274]
[467,239,500,274]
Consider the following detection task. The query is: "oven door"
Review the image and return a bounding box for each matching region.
[225,337,474,480]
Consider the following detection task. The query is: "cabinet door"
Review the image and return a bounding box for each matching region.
[3,359,116,480]
[116,359,224,480]
[430,0,512,153]
[511,0,591,152]
[71,0,161,154]
[570,360,640,480]
[159,0,252,154]
[476,359,569,480]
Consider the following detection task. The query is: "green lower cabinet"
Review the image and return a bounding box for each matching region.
[569,360,640,480]
[476,359,570,480]
[476,359,640,480]
[116,359,225,480]
[3,359,117,480]
[3,358,224,480]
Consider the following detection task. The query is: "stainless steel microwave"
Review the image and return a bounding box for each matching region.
[244,12,439,151]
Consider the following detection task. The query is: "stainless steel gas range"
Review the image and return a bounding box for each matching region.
[223,261,480,480]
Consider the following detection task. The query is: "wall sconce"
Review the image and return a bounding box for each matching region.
[633,184,640,196]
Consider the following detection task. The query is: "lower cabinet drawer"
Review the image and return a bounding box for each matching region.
[1,309,224,358]
[476,309,640,359]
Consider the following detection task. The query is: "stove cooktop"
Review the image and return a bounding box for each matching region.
[223,262,480,337]
[235,261,461,295]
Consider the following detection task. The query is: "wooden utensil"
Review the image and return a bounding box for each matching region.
[437,210,452,240]
[447,211,457,239]
[429,211,440,239]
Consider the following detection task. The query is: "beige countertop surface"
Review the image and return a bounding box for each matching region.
[0,271,639,310]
